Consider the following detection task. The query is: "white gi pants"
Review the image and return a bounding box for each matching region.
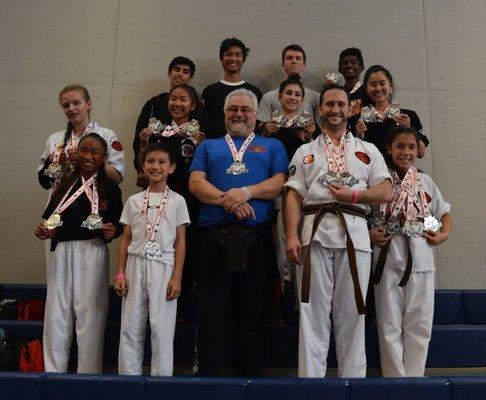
[43,239,109,373]
[297,242,370,378]
[118,255,177,376]
[273,197,291,280]
[374,267,434,377]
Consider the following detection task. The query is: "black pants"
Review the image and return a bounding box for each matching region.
[195,223,276,376]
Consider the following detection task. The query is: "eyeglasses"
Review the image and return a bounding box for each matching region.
[225,106,256,115]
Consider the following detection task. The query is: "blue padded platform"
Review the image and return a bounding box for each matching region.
[348,377,450,400]
[449,377,486,400]
[463,291,486,323]
[44,373,145,400]
[146,377,247,400]
[0,372,43,400]
[434,290,463,324]
[247,377,347,400]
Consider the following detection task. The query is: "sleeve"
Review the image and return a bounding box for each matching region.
[269,139,289,176]
[37,137,54,190]
[105,183,124,239]
[257,92,273,122]
[104,129,126,179]
[189,140,209,173]
[253,86,263,102]
[284,147,308,198]
[41,195,57,220]
[406,110,429,147]
[425,176,451,220]
[367,144,392,188]
[176,196,191,227]
[133,100,153,171]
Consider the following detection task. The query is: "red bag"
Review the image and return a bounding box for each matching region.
[17,300,45,321]
[19,340,44,372]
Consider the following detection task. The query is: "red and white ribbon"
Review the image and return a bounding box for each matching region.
[52,175,97,215]
[141,186,171,242]
[224,133,255,163]
[323,129,350,175]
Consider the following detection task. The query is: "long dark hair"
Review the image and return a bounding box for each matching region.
[386,125,420,170]
[168,84,202,122]
[51,133,109,205]
[278,73,305,98]
[362,65,395,107]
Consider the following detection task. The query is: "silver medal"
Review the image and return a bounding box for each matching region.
[148,117,166,136]
[424,215,442,232]
[410,221,424,237]
[81,213,103,230]
[141,241,163,260]
[386,220,402,235]
[295,111,312,128]
[226,160,249,175]
[388,101,401,118]
[340,172,360,187]
[324,72,343,84]
[44,163,62,179]
[318,171,340,187]
[45,213,62,230]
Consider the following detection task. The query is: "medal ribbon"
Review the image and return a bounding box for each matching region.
[161,121,179,138]
[141,186,171,242]
[323,130,350,175]
[382,167,430,221]
[69,121,96,150]
[82,176,99,215]
[349,81,362,95]
[369,104,401,123]
[225,133,255,163]
[52,175,97,215]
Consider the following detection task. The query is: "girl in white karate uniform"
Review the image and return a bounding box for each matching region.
[370,126,452,377]
[115,142,190,376]
[35,133,123,373]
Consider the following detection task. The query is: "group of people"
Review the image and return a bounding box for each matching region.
[34,37,452,379]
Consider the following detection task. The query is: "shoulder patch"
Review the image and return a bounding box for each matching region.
[355,151,370,165]
[248,144,267,153]
[111,140,123,151]
[288,164,296,177]
[425,192,432,203]
[303,154,314,164]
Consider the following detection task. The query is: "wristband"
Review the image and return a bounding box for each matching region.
[352,189,361,204]
[115,273,125,281]
[241,186,252,201]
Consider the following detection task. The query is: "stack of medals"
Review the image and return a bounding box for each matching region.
[44,175,101,230]
[271,111,311,129]
[360,102,401,123]
[140,186,171,260]
[44,143,64,179]
[80,177,103,230]
[225,132,254,175]
[148,117,166,137]
[180,119,200,159]
[378,167,442,237]
[324,72,343,84]
[317,131,360,188]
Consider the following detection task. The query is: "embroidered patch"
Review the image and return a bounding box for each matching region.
[303,154,314,164]
[425,192,432,203]
[355,151,370,165]
[288,164,296,176]
[111,140,123,151]
[248,145,267,153]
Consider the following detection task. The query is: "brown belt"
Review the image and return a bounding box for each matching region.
[301,203,368,314]
[372,236,413,287]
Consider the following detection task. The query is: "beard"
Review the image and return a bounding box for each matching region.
[227,119,253,137]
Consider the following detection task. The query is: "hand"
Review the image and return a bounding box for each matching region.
[299,119,316,141]
[263,120,279,136]
[423,230,449,246]
[139,127,153,143]
[369,227,392,246]
[102,222,116,241]
[49,149,67,165]
[193,131,205,145]
[166,276,181,300]
[66,147,78,164]
[355,119,367,138]
[329,184,353,203]
[34,222,53,240]
[234,202,256,220]
[222,188,248,213]
[286,236,302,265]
[392,113,411,127]
[114,277,128,297]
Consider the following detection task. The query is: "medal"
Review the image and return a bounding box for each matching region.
[318,171,340,186]
[45,213,62,230]
[295,111,312,128]
[224,133,255,176]
[424,215,442,232]
[226,160,249,176]
[81,213,103,230]
[340,172,360,187]
[141,241,163,260]
[387,220,402,235]
[141,186,171,261]
[148,117,166,136]
[388,101,401,118]
[44,162,62,179]
[321,131,358,188]
[324,72,343,84]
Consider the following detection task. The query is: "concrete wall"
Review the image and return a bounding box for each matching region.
[0,0,483,288]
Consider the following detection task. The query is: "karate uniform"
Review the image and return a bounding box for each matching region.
[118,189,190,376]
[42,177,123,373]
[285,133,390,378]
[373,172,451,377]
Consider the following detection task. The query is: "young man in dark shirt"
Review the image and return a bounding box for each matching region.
[201,37,262,138]
[338,47,365,118]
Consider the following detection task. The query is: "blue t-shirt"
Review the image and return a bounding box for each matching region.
[190,135,288,226]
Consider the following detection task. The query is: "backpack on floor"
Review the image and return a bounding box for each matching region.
[19,339,44,372]
[17,300,45,321]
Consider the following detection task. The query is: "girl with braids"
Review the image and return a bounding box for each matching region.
[35,133,123,373]
[369,126,451,377]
